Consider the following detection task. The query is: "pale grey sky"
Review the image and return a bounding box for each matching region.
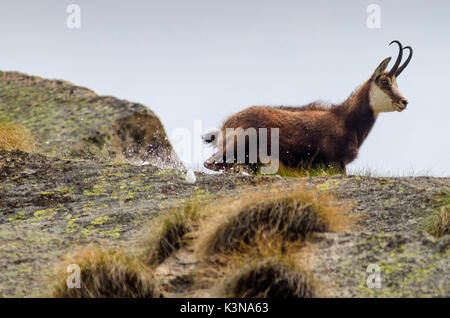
[0,0,449,176]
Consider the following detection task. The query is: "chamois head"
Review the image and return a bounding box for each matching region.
[369,40,413,113]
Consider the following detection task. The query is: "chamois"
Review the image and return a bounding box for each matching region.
[203,41,413,173]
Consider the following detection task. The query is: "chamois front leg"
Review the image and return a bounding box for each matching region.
[331,146,358,174]
[328,161,347,174]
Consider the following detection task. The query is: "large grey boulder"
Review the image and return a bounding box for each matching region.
[0,71,182,169]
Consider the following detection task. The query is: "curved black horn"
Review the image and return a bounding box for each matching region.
[388,40,403,77]
[396,46,413,77]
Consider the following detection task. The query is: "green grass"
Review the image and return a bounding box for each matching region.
[276,163,342,177]
[250,162,343,178]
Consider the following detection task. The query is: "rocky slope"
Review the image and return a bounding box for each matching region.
[0,71,181,168]
[0,150,448,297]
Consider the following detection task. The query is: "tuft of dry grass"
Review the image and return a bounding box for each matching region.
[223,255,317,298]
[0,121,36,152]
[142,193,207,265]
[199,185,350,255]
[425,193,450,238]
[50,246,162,298]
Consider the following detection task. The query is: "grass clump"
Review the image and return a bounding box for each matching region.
[223,256,316,298]
[143,194,207,265]
[50,246,162,298]
[251,162,343,177]
[0,121,36,152]
[202,186,349,255]
[425,193,450,238]
[276,163,343,178]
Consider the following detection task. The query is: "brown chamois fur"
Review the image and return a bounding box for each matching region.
[204,41,413,173]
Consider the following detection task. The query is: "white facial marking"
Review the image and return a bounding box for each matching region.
[369,82,396,113]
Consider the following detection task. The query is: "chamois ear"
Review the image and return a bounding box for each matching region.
[371,57,391,80]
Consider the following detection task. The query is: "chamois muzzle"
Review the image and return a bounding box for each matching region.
[394,98,408,111]
[400,99,408,107]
